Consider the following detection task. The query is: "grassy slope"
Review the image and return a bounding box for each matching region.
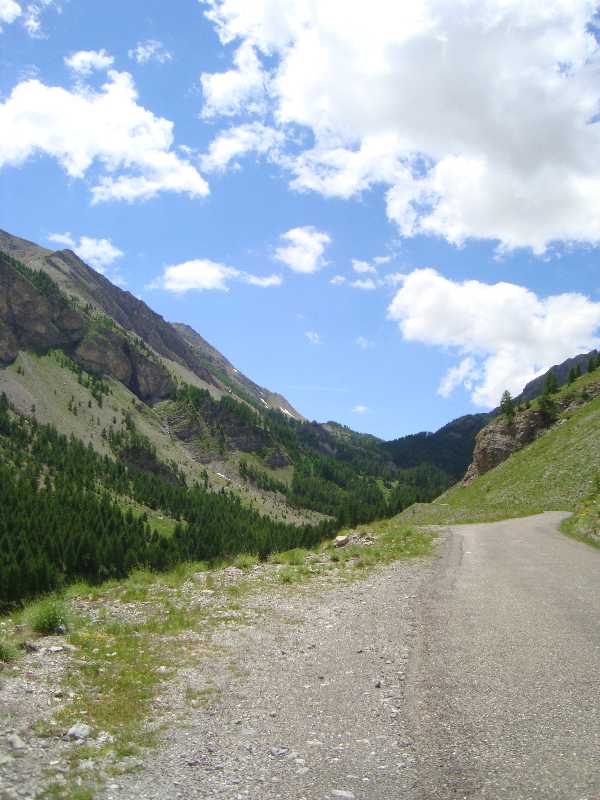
[0,351,323,526]
[401,384,600,526]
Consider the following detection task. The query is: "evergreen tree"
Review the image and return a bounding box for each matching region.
[568,366,577,384]
[500,390,515,424]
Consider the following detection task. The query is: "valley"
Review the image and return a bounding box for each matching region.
[2,230,600,799]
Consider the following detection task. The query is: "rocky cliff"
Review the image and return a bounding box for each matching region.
[0,253,174,404]
[463,380,600,483]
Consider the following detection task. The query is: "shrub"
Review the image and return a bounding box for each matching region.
[27,597,70,635]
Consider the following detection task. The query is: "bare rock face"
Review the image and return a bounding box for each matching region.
[73,330,174,404]
[463,409,549,484]
[0,258,86,362]
[0,257,174,404]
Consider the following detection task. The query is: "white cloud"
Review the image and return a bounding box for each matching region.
[350,278,377,291]
[22,0,58,37]
[305,330,322,345]
[352,259,376,274]
[64,49,114,76]
[329,275,345,285]
[275,226,331,274]
[353,404,368,414]
[356,336,373,350]
[201,122,282,172]
[48,232,123,272]
[0,0,21,29]
[149,258,281,292]
[201,40,266,118]
[387,268,600,407]
[0,71,208,203]
[128,40,172,65]
[438,357,478,399]
[200,0,600,253]
[374,255,391,265]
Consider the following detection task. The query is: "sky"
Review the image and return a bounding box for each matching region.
[2,0,600,440]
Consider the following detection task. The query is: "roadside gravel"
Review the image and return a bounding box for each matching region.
[93,557,434,800]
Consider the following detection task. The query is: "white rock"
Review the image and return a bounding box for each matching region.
[67,723,91,740]
[334,535,350,548]
[332,791,355,799]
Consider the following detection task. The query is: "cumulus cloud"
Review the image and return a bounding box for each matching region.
[149,258,281,292]
[387,268,600,407]
[0,70,208,203]
[275,226,331,274]
[64,49,114,76]
[128,39,172,65]
[200,0,600,253]
[329,275,345,285]
[0,0,21,29]
[305,331,322,345]
[353,404,368,414]
[201,40,266,118]
[48,232,123,272]
[201,122,283,172]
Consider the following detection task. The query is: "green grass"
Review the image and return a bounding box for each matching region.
[267,547,308,566]
[401,383,600,527]
[26,597,70,635]
[232,553,260,570]
[560,475,600,548]
[0,638,19,662]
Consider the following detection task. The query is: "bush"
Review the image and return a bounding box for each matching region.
[0,639,19,663]
[26,597,70,635]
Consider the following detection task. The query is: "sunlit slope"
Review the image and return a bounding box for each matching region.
[402,392,600,525]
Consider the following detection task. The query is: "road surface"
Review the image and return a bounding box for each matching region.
[413,511,600,799]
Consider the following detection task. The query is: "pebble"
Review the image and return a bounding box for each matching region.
[332,791,355,799]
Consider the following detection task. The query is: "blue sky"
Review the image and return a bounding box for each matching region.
[2,0,600,439]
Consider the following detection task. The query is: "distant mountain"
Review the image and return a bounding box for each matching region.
[383,413,492,480]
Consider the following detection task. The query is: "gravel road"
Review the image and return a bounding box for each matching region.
[414,511,600,800]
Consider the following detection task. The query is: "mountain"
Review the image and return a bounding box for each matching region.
[0,229,301,417]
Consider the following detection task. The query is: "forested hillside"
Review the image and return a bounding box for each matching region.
[0,237,451,606]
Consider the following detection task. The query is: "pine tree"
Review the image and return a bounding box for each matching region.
[500,390,515,424]
[568,366,577,384]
